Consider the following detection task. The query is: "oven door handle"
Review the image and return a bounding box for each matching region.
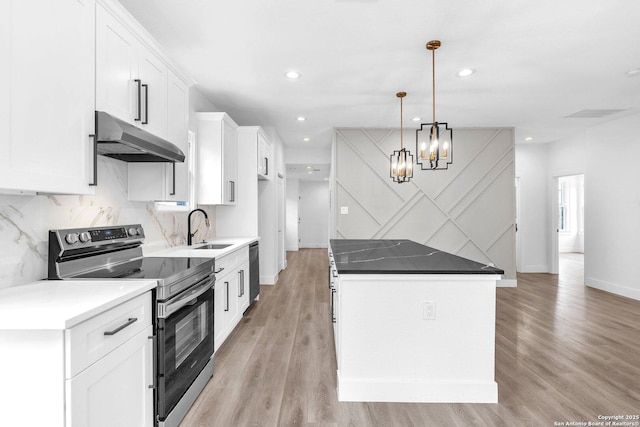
[162,276,215,318]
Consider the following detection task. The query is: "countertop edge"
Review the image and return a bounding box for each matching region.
[146,236,259,258]
[0,280,157,330]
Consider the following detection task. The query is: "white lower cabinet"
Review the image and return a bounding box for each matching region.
[0,290,153,426]
[213,246,250,352]
[66,325,154,427]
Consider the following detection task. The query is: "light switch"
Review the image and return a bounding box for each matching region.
[423,301,436,320]
[340,206,349,215]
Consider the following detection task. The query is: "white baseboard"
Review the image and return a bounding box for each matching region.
[586,277,640,301]
[517,265,549,273]
[260,273,279,286]
[299,243,328,249]
[337,373,497,403]
[286,246,299,251]
[497,279,517,287]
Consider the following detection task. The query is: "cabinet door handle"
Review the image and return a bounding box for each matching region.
[134,79,142,121]
[238,271,242,297]
[104,317,138,336]
[169,162,176,196]
[229,181,235,202]
[331,289,336,323]
[214,267,225,274]
[148,335,156,390]
[225,281,229,311]
[265,157,268,176]
[141,83,149,124]
[89,134,97,186]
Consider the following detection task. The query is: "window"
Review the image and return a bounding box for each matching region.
[559,181,568,231]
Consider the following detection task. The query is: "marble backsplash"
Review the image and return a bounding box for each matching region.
[0,156,215,289]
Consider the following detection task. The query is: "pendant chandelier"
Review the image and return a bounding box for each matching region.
[416,40,453,170]
[390,91,413,183]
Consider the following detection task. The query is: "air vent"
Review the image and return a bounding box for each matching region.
[564,109,627,119]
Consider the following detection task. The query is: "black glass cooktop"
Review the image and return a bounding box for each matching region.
[74,257,213,280]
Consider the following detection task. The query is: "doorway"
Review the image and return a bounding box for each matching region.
[552,174,584,279]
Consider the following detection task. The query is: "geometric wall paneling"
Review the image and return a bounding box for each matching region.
[336,182,385,238]
[333,127,515,280]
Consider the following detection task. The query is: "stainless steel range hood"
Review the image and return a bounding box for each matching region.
[95,111,185,163]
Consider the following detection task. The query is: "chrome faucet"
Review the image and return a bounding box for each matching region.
[187,208,210,246]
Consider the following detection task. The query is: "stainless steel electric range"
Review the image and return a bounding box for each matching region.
[48,224,216,427]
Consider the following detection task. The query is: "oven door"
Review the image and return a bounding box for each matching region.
[156,275,214,421]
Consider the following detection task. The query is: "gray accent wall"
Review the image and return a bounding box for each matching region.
[332,127,516,280]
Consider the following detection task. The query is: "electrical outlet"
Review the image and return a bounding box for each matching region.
[340,206,349,215]
[423,301,436,320]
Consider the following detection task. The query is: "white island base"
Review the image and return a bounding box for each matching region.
[333,273,499,403]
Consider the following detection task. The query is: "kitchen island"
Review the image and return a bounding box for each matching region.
[329,239,503,403]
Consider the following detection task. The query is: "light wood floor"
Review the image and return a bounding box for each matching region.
[181,249,640,426]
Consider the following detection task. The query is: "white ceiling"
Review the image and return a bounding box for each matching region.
[119,0,640,150]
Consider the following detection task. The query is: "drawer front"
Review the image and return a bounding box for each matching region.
[236,246,249,265]
[66,292,152,378]
[215,254,229,275]
[217,246,249,274]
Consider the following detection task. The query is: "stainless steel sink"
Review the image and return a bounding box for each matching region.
[194,243,233,250]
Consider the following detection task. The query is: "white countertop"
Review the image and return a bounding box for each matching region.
[0,280,156,330]
[147,236,259,258]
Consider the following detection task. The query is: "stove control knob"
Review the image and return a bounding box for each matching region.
[78,232,91,243]
[65,233,79,245]
[136,227,144,236]
[128,227,138,236]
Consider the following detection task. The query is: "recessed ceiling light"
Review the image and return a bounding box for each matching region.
[303,137,310,142]
[627,69,640,77]
[411,117,421,122]
[297,116,306,121]
[524,136,534,141]
[307,171,313,174]
[306,166,312,170]
[457,68,475,77]
[285,71,301,79]
[324,177,329,181]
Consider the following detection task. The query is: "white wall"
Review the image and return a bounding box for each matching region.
[333,127,516,282]
[257,128,285,284]
[584,113,640,300]
[286,179,299,251]
[515,112,640,300]
[514,143,550,272]
[299,181,329,248]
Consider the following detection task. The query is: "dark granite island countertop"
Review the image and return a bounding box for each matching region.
[330,239,504,275]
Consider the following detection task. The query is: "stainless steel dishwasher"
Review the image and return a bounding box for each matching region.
[249,241,260,304]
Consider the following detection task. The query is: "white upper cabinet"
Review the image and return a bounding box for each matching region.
[95,5,137,126]
[96,0,192,202]
[257,128,272,180]
[0,0,96,194]
[128,70,189,202]
[137,49,168,139]
[96,2,169,139]
[197,113,239,206]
